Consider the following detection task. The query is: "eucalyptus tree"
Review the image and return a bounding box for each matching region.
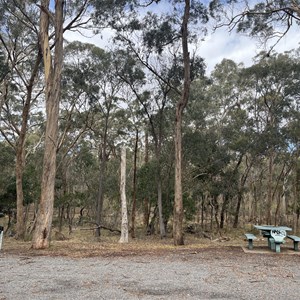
[186,57,282,229]
[206,59,258,228]
[199,53,300,227]
[129,115,141,239]
[283,73,300,228]
[296,158,300,230]
[63,41,130,237]
[32,0,92,249]
[113,55,145,238]
[93,0,209,244]
[54,41,99,232]
[30,0,64,248]
[210,0,300,54]
[143,0,208,245]
[0,0,44,239]
[115,47,180,237]
[209,2,300,185]
[243,51,300,224]
[88,52,129,238]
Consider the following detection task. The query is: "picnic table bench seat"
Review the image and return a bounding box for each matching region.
[287,235,300,251]
[245,233,257,250]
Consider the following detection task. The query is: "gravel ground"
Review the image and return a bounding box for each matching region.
[1,247,300,300]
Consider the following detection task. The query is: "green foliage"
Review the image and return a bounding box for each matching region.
[211,0,300,48]
[237,1,294,36]
[184,130,231,180]
[0,142,15,195]
[142,14,178,54]
[242,52,300,154]
[55,140,99,210]
[91,0,136,28]
[0,177,16,211]
[137,161,157,204]
[0,165,39,212]
[167,54,206,85]
[23,160,41,205]
[55,191,86,209]
[0,142,16,211]
[104,157,121,202]
[114,49,145,85]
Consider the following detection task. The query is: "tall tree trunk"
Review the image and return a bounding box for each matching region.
[173,0,190,246]
[233,191,243,228]
[266,150,274,224]
[201,195,205,229]
[220,194,230,229]
[95,112,110,238]
[32,0,64,249]
[233,156,254,228]
[58,205,64,232]
[15,93,30,239]
[119,147,128,243]
[213,195,220,233]
[280,175,288,224]
[131,129,138,239]
[157,177,166,237]
[274,165,288,225]
[58,164,68,232]
[143,130,150,229]
[95,153,106,238]
[15,50,42,239]
[294,157,300,232]
[15,140,26,239]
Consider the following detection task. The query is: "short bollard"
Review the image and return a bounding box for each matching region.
[0,226,4,251]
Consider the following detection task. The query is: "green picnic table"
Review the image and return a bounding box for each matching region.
[253,225,292,253]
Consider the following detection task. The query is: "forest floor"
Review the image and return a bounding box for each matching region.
[1,231,300,299]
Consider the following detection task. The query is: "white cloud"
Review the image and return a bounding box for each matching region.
[65,27,113,49]
[200,29,256,73]
[201,25,300,74]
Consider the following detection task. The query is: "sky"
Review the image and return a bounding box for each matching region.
[66,25,300,75]
[65,2,300,75]
[200,25,300,73]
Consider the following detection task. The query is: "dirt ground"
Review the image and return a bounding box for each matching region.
[1,236,300,300]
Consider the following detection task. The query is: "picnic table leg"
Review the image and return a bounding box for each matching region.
[293,241,299,251]
[269,238,275,251]
[268,238,273,249]
[275,243,281,253]
[248,239,254,250]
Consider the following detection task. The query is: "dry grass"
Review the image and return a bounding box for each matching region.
[1,226,246,258]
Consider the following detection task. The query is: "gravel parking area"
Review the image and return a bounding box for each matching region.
[1,247,300,300]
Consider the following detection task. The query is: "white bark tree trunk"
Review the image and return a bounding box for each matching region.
[119,147,128,243]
